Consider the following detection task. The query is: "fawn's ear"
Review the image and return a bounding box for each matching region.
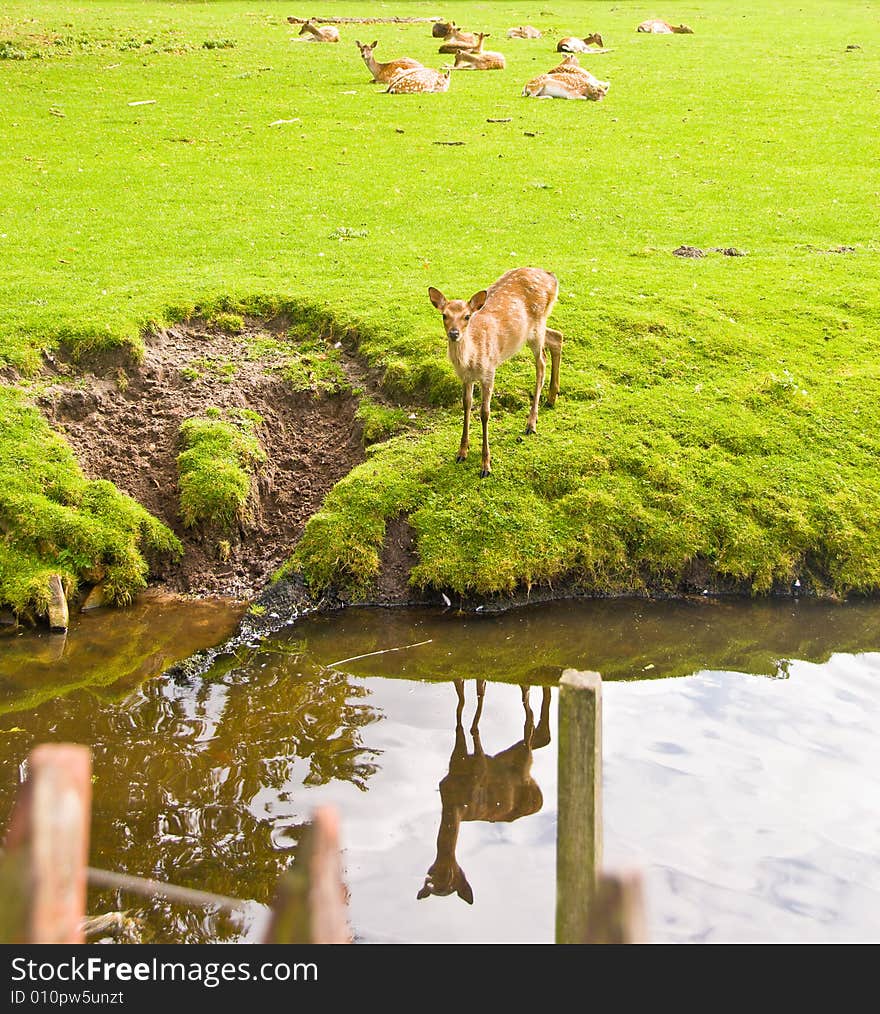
[468,290,488,313]
[428,287,447,311]
[371,40,378,49]
[456,870,474,905]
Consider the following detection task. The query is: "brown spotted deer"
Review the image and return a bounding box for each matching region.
[523,68,609,100]
[428,267,562,477]
[547,54,611,92]
[298,21,340,43]
[355,40,422,84]
[637,19,694,33]
[557,33,605,52]
[417,681,552,905]
[452,33,506,71]
[507,25,542,39]
[385,66,451,94]
[438,24,480,53]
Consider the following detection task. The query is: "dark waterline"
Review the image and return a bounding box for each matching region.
[1,596,878,942]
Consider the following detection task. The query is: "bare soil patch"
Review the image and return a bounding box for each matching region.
[39,320,368,599]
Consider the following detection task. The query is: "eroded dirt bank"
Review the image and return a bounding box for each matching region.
[38,319,367,599]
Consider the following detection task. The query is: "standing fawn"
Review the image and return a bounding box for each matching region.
[385,66,451,94]
[637,19,694,33]
[355,40,422,83]
[428,267,562,477]
[418,680,552,904]
[557,33,605,52]
[452,33,506,70]
[298,22,340,43]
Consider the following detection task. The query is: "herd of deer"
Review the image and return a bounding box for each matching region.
[294,16,693,477]
[295,17,692,97]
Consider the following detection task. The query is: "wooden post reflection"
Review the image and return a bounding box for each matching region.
[555,669,602,944]
[586,870,646,943]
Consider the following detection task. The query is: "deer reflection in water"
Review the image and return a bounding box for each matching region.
[418,679,552,904]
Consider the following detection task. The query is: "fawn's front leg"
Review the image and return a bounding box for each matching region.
[479,376,495,478]
[457,382,473,462]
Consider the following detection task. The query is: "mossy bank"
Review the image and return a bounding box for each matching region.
[2,1,879,624]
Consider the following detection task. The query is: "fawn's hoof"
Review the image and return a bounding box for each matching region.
[525,423,537,435]
[455,453,467,463]
[479,468,491,479]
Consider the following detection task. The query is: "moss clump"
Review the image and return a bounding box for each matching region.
[207,311,244,335]
[0,389,182,618]
[177,409,265,529]
[355,399,410,446]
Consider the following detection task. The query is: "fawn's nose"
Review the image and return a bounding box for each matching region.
[448,328,460,341]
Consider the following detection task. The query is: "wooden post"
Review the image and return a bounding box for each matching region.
[1,744,91,943]
[264,806,351,943]
[555,669,602,944]
[585,870,647,943]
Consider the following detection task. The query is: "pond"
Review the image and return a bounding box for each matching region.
[1,596,878,943]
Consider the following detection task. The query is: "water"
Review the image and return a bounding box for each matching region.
[1,597,878,943]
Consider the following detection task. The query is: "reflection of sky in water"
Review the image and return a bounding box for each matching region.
[3,600,879,943]
[261,654,880,943]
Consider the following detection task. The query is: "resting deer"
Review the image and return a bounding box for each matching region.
[523,69,609,100]
[452,33,506,71]
[428,267,562,477]
[547,54,610,92]
[355,40,422,84]
[438,24,480,53]
[637,19,694,33]
[557,33,605,52]
[507,25,542,39]
[298,22,340,43]
[418,680,552,905]
[385,66,451,94]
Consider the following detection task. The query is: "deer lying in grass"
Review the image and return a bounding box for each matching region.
[557,33,605,52]
[418,680,552,905]
[298,22,340,43]
[547,54,610,92]
[355,40,422,83]
[452,33,506,70]
[523,62,609,100]
[507,25,542,39]
[386,66,451,94]
[438,23,480,53]
[637,19,694,33]
[428,267,561,477]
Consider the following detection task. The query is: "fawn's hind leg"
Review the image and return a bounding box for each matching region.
[544,328,563,406]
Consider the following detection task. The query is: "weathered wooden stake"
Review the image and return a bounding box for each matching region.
[1,744,91,943]
[585,870,647,943]
[555,669,602,944]
[264,806,351,943]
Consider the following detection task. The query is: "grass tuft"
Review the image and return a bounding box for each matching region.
[177,409,266,529]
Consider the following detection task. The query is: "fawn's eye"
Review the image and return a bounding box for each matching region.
[464,314,471,321]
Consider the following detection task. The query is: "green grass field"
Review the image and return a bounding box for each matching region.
[2,1,879,613]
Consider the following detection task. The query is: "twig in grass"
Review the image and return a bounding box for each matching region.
[326,639,433,669]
